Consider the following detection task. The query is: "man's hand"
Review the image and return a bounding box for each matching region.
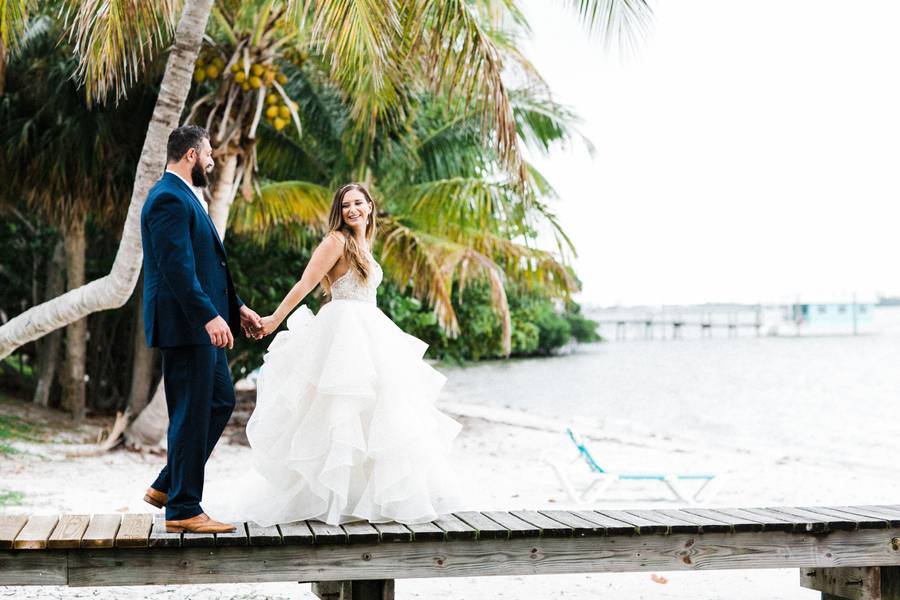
[205,315,233,349]
[239,305,263,338]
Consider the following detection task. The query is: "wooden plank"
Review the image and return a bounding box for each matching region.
[741,507,818,532]
[278,521,315,545]
[343,521,381,544]
[373,522,413,543]
[800,566,881,600]
[510,510,573,538]
[149,515,181,548]
[432,514,477,541]
[594,510,668,534]
[768,506,855,532]
[569,510,637,535]
[0,550,67,585]
[47,514,91,549]
[682,508,763,533]
[803,507,889,530]
[307,520,347,544]
[454,511,510,540]
[624,509,702,534]
[777,506,859,531]
[181,531,216,547]
[868,506,900,523]
[13,515,58,550]
[539,511,608,537]
[654,509,732,534]
[872,506,900,518]
[248,521,283,546]
[216,522,249,547]
[404,521,446,542]
[711,508,794,533]
[65,527,900,586]
[481,511,541,539]
[115,513,152,548]
[0,515,28,550]
[81,514,121,548]
[833,506,900,528]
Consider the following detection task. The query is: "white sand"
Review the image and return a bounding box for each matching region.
[6,396,894,599]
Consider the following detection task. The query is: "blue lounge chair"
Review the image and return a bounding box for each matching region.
[545,428,718,505]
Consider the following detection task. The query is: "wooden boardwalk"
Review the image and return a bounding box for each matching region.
[4,505,900,598]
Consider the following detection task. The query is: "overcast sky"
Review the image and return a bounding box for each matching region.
[519,0,900,306]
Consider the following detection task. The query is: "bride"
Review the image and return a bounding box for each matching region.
[230,183,464,526]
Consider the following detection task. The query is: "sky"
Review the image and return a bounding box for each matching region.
[518,0,900,306]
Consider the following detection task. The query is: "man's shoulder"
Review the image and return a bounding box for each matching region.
[146,176,190,207]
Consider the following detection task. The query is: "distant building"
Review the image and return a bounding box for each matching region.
[782,300,874,334]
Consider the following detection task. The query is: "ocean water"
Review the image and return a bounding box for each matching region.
[440,306,900,477]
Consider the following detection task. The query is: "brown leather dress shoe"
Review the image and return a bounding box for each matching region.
[165,512,237,534]
[143,487,167,509]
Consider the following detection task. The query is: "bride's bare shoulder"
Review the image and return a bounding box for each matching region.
[321,231,346,250]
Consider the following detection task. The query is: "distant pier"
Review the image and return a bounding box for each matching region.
[593,306,764,341]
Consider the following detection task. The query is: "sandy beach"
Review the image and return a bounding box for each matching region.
[6,381,894,600]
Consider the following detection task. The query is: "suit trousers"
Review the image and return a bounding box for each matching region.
[151,345,235,520]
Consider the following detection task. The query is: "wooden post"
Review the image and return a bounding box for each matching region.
[800,566,900,599]
[312,579,395,600]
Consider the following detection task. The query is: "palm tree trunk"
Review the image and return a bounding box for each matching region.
[61,215,87,422]
[124,373,169,449]
[33,240,64,407]
[0,0,215,360]
[207,153,239,238]
[126,272,158,417]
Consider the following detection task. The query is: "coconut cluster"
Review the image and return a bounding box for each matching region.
[192,49,302,132]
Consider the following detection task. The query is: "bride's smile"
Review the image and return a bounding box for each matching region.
[341,190,370,228]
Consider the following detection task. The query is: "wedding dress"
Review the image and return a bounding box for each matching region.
[218,252,465,526]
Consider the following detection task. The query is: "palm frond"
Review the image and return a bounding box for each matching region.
[399,176,529,233]
[0,0,35,51]
[511,88,595,155]
[379,215,511,353]
[468,228,578,298]
[293,0,405,139]
[563,0,653,53]
[228,179,331,244]
[63,0,179,104]
[416,0,524,185]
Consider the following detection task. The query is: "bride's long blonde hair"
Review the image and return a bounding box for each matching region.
[324,183,377,293]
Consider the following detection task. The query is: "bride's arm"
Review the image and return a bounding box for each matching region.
[257,234,344,336]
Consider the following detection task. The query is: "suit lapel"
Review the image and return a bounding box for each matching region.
[164,172,227,256]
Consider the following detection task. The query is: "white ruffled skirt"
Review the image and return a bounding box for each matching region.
[215,299,465,526]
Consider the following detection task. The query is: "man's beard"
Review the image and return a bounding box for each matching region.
[191,161,211,187]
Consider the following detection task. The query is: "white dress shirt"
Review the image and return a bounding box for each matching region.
[165,168,209,214]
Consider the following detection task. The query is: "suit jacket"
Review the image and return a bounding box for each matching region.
[140,172,243,348]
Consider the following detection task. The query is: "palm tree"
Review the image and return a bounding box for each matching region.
[0,0,649,444]
[0,0,650,361]
[0,0,214,359]
[0,16,156,420]
[231,71,588,353]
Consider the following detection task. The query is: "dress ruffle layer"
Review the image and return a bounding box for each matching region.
[225,300,464,526]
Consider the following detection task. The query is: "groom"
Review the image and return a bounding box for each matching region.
[140,125,262,533]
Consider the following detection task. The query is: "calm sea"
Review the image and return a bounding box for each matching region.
[440,306,900,473]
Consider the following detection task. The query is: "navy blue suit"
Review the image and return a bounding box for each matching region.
[140,172,243,520]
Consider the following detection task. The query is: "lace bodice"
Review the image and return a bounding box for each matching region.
[329,254,383,304]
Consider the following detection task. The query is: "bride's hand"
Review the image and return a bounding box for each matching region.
[255,315,281,339]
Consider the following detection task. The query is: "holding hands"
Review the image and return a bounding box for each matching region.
[254,315,282,340]
[239,305,264,338]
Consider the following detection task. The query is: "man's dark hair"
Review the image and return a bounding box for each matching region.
[166,125,209,163]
